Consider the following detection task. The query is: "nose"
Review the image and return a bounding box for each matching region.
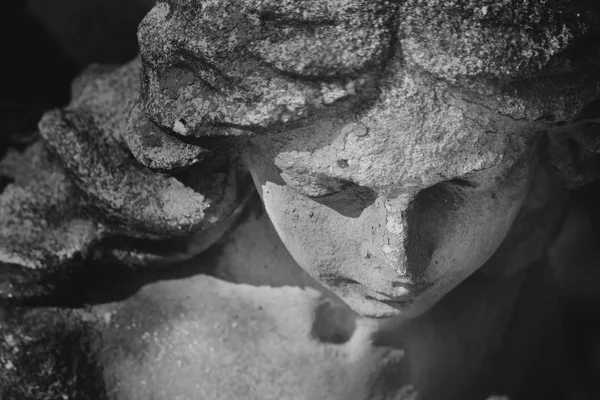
[376,195,411,272]
[376,195,426,279]
[360,185,445,284]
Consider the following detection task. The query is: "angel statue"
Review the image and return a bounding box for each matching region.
[1,1,600,399]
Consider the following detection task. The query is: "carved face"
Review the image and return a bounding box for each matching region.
[137,0,599,317]
[244,89,536,318]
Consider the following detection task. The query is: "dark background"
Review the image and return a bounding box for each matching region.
[0,0,153,162]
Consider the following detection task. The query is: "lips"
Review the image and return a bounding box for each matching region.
[331,274,430,303]
[332,279,434,318]
[380,282,432,302]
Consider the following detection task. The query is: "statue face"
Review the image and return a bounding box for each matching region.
[244,73,535,318]
[136,0,597,317]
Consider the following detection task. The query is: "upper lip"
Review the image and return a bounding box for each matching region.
[352,278,432,303]
[375,281,432,302]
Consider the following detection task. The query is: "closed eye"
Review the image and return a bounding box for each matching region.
[303,179,377,218]
[305,180,355,199]
[447,178,478,188]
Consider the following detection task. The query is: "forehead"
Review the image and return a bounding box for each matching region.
[252,71,532,191]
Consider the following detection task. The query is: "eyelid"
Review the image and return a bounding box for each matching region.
[302,179,355,199]
[446,178,478,188]
[307,190,341,199]
[303,177,479,199]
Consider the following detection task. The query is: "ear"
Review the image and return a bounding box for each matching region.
[542,117,600,189]
[478,160,570,279]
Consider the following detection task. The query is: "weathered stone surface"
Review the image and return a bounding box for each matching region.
[0,142,99,299]
[398,0,600,122]
[40,109,210,237]
[0,58,253,300]
[0,306,104,400]
[399,0,593,80]
[134,0,600,319]
[1,1,600,398]
[125,101,208,171]
[138,0,600,134]
[137,0,395,136]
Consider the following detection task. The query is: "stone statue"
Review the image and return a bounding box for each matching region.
[1,0,600,399]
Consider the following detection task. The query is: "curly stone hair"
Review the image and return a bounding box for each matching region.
[1,0,600,303]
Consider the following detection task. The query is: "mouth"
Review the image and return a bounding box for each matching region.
[327,275,432,305]
[382,279,434,301]
[372,284,432,305]
[331,279,435,318]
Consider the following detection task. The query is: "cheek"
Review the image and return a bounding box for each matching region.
[262,183,527,278]
[424,183,530,292]
[245,151,367,283]
[260,182,364,279]
[249,150,533,315]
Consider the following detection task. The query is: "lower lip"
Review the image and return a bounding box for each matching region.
[369,282,433,303]
[387,287,427,301]
[360,295,420,318]
[332,283,428,318]
[358,284,417,302]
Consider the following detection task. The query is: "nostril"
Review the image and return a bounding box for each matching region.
[310,300,357,345]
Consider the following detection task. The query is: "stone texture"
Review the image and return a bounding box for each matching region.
[138,0,600,135]
[0,59,253,301]
[93,276,408,400]
[1,1,599,398]
[39,108,210,237]
[398,0,600,122]
[0,142,99,299]
[0,306,104,400]
[125,101,208,171]
[399,0,591,80]
[102,0,600,319]
[137,0,396,136]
